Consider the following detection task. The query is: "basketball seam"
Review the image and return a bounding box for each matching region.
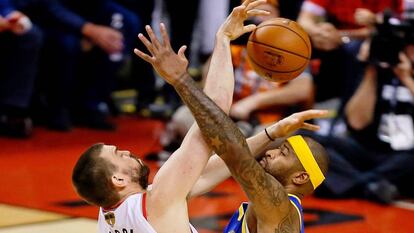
[253,23,311,56]
[249,40,309,59]
[247,53,308,73]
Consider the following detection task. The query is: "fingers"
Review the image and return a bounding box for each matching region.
[138,33,155,55]
[243,24,257,34]
[301,122,320,131]
[108,32,124,51]
[111,30,123,41]
[159,23,171,47]
[399,52,409,63]
[102,40,122,54]
[177,45,188,60]
[246,9,270,18]
[241,0,255,7]
[245,0,267,11]
[297,109,330,121]
[145,25,161,49]
[134,48,153,63]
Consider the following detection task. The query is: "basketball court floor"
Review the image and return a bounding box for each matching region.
[1,116,414,233]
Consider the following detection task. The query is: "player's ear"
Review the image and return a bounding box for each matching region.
[292,171,309,185]
[111,175,127,188]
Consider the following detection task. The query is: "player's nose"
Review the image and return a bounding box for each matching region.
[118,150,131,155]
[265,150,276,158]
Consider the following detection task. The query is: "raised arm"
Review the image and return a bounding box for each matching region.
[135,2,285,220]
[174,66,294,221]
[139,25,318,224]
[188,109,328,198]
[133,0,269,213]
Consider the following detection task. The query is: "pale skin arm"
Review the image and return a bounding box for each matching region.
[169,72,329,224]
[188,109,327,199]
[394,52,414,95]
[298,10,371,51]
[345,64,378,130]
[133,1,269,231]
[138,19,290,226]
[297,10,322,36]
[231,74,313,120]
[147,63,327,226]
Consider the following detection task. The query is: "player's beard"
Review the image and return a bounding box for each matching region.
[130,155,150,189]
[138,162,150,189]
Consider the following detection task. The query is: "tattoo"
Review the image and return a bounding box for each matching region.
[174,73,288,211]
[175,74,242,155]
[275,212,295,233]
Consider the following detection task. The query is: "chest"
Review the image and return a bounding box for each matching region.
[245,206,301,233]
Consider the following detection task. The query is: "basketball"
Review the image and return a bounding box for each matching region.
[247,17,311,82]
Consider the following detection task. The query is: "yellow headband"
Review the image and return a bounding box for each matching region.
[287,135,325,189]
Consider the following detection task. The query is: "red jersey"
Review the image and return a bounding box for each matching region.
[305,0,402,29]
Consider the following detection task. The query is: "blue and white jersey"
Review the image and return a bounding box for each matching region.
[223,194,304,233]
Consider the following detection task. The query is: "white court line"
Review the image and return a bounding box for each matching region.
[0,218,97,233]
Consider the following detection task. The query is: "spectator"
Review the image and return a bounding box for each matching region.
[309,37,414,204]
[297,0,402,104]
[15,0,140,130]
[117,0,201,118]
[0,0,42,138]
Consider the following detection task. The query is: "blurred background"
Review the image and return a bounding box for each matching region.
[1,0,414,232]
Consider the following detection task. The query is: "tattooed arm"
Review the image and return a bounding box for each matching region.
[174,70,292,219]
[188,109,327,199]
[133,0,304,221]
[136,21,291,220]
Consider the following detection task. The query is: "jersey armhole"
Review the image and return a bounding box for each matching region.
[142,192,147,220]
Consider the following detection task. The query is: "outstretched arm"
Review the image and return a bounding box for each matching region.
[137,9,317,224]
[188,109,328,199]
[133,0,269,216]
[173,61,291,220]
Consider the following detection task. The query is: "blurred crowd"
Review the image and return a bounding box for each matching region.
[1,0,414,204]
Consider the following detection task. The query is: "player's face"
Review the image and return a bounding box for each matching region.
[100,145,149,185]
[259,141,300,185]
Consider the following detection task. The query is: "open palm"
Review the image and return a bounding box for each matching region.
[272,109,329,138]
[218,0,269,41]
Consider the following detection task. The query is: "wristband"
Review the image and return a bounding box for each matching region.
[265,128,275,141]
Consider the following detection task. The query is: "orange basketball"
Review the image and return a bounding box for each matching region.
[247,18,311,82]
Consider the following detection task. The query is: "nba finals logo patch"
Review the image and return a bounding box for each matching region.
[104,212,116,227]
[264,51,284,67]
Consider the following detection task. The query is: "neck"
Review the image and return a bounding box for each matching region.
[285,185,304,200]
[105,187,145,210]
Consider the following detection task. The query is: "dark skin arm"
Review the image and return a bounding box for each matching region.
[176,66,291,220]
[134,1,292,225]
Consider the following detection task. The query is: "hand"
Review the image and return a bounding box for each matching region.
[354,8,376,26]
[230,98,256,120]
[134,23,189,86]
[267,109,330,139]
[6,11,31,35]
[0,16,10,33]
[311,23,342,51]
[393,52,412,81]
[82,23,124,54]
[217,0,270,41]
[357,39,371,62]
